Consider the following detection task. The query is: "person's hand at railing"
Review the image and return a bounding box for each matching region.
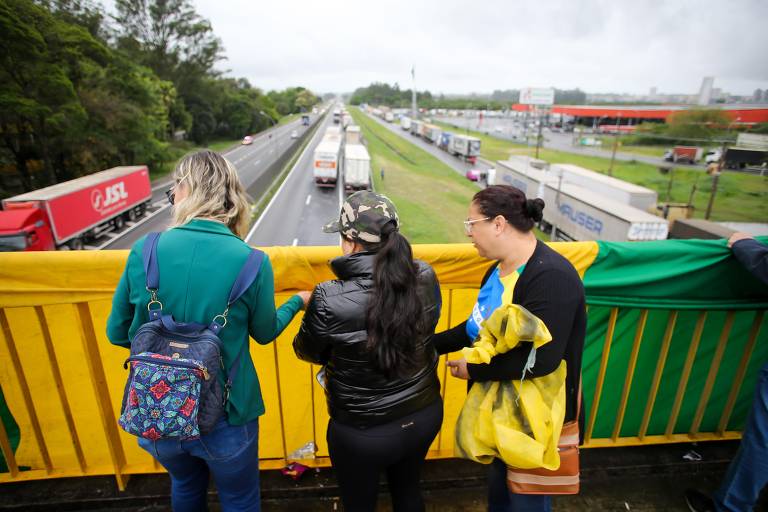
[727,231,753,248]
[447,358,470,380]
[297,290,312,310]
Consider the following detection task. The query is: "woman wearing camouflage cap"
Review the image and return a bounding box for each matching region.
[293,191,443,512]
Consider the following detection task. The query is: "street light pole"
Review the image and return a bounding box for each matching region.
[608,113,622,176]
[535,107,544,159]
[259,110,277,149]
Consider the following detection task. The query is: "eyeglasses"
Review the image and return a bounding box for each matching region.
[165,173,190,206]
[463,217,490,234]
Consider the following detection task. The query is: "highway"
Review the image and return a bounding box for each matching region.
[245,113,342,247]
[95,117,314,250]
[360,110,494,181]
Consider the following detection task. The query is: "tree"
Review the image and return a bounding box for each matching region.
[666,109,731,141]
[112,0,223,83]
[0,0,100,188]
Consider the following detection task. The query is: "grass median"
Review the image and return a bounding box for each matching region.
[434,121,768,223]
[350,110,480,243]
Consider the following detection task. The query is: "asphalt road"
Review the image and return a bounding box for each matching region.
[98,118,313,250]
[245,113,342,247]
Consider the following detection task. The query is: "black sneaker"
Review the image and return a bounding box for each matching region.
[685,489,716,512]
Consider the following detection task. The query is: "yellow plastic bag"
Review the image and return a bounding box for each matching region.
[454,304,567,470]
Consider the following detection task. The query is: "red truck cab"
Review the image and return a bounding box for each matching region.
[0,202,56,251]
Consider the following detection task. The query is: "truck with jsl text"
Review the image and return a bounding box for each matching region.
[0,166,152,251]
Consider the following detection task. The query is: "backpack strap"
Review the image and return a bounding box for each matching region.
[142,232,163,320]
[209,249,266,403]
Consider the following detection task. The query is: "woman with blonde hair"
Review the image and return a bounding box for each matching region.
[107,150,310,511]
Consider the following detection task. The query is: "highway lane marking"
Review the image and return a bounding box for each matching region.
[292,238,298,246]
[151,180,173,192]
[338,174,344,210]
[244,116,328,243]
[305,194,312,206]
[252,160,261,167]
[96,203,172,250]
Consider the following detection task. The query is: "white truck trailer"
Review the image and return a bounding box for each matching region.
[410,120,422,137]
[450,134,482,164]
[313,137,342,188]
[343,144,371,192]
[495,159,668,242]
[422,124,442,144]
[550,163,658,212]
[345,125,362,145]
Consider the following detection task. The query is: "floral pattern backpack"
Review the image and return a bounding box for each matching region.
[118,232,264,440]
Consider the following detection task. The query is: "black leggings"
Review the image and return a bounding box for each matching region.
[327,399,443,512]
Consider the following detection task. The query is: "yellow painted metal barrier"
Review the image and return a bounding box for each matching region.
[0,242,761,490]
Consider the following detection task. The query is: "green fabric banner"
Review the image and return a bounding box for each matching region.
[585,238,768,310]
[582,238,768,437]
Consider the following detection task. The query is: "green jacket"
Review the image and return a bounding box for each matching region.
[106,219,302,424]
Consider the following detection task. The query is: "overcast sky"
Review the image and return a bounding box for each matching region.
[110,0,768,96]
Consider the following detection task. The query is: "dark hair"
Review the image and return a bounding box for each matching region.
[472,185,544,232]
[355,222,425,378]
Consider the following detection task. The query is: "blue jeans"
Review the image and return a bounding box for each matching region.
[138,417,260,512]
[488,458,552,512]
[714,362,768,512]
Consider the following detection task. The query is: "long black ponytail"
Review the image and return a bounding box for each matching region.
[363,221,425,378]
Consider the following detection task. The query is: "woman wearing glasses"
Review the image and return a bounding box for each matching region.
[107,150,311,511]
[435,185,586,512]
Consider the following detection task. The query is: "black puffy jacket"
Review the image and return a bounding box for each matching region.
[293,251,442,428]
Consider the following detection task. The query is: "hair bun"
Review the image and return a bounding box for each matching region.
[525,198,545,222]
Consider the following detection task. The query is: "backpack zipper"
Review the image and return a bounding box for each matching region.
[125,355,210,381]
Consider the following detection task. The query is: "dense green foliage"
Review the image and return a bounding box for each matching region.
[349,83,586,109]
[0,0,319,196]
[625,109,742,145]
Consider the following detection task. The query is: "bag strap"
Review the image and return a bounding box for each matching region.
[143,232,163,318]
[216,249,265,402]
[208,249,265,335]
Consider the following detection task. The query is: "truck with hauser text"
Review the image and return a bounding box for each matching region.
[495,158,668,242]
[0,166,152,251]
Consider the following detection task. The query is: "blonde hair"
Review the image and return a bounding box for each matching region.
[170,150,252,238]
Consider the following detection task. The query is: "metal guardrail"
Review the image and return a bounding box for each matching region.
[0,243,764,490]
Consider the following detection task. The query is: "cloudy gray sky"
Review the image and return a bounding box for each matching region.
[122,0,768,96]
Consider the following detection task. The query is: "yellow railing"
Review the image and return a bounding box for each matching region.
[0,243,761,490]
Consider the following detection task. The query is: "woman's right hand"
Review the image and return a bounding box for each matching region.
[297,291,312,310]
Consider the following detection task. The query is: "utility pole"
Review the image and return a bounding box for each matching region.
[608,113,622,176]
[411,65,417,120]
[705,140,728,219]
[535,107,545,159]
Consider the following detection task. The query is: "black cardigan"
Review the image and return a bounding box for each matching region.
[434,240,586,432]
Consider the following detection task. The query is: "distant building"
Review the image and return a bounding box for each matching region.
[697,77,714,105]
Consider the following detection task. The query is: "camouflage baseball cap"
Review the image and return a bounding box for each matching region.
[323,191,400,243]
